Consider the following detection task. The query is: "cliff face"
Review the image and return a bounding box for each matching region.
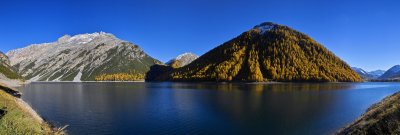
[7,32,161,81]
[338,92,400,135]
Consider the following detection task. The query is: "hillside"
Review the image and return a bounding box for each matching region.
[378,65,400,80]
[352,67,385,80]
[166,52,199,68]
[146,22,361,82]
[352,67,373,80]
[368,70,386,79]
[0,83,62,134]
[338,92,400,134]
[0,51,21,80]
[7,32,161,81]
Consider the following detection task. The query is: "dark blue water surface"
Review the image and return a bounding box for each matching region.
[19,82,400,135]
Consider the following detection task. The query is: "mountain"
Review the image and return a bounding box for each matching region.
[0,51,23,87]
[0,51,21,80]
[368,70,386,79]
[378,65,400,80]
[146,22,362,82]
[351,67,385,80]
[351,67,373,80]
[166,52,199,68]
[0,51,10,65]
[7,32,161,82]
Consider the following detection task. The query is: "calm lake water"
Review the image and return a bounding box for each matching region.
[19,82,400,135]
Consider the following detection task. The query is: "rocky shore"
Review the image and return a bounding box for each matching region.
[338,92,400,134]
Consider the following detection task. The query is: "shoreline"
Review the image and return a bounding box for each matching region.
[10,80,399,134]
[30,80,145,83]
[0,83,65,134]
[15,98,44,122]
[337,91,400,134]
[27,81,375,83]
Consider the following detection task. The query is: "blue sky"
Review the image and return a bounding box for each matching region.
[0,0,399,71]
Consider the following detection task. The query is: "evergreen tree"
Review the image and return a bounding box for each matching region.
[146,22,362,82]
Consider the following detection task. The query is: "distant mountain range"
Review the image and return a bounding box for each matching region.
[351,65,400,81]
[351,67,385,80]
[146,22,362,82]
[7,32,161,81]
[166,52,199,68]
[6,22,396,82]
[368,70,386,78]
[378,65,400,80]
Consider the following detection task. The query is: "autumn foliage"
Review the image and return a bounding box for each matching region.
[146,22,362,82]
[95,73,144,81]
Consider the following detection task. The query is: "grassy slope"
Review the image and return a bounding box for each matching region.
[81,45,160,81]
[0,63,22,80]
[0,85,58,134]
[338,92,400,134]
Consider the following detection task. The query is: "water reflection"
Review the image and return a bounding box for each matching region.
[19,82,400,135]
[167,82,355,92]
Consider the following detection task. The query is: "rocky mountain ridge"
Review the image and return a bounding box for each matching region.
[351,67,385,80]
[7,32,161,81]
[166,52,199,68]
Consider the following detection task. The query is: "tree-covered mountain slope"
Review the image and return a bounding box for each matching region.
[7,32,161,81]
[146,22,361,82]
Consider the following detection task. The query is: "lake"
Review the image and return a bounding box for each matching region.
[19,82,400,135]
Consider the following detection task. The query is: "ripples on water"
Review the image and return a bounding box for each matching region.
[19,82,400,135]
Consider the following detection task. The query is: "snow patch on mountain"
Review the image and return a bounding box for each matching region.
[167,52,199,67]
[254,22,277,34]
[73,71,82,82]
[28,75,42,82]
[368,70,386,77]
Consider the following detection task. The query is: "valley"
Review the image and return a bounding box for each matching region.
[0,21,398,135]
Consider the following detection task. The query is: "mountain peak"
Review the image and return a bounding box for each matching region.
[368,70,386,77]
[388,65,400,72]
[167,52,199,68]
[352,67,368,74]
[378,65,400,80]
[175,52,197,60]
[7,32,160,82]
[58,35,72,42]
[56,32,115,43]
[253,22,278,34]
[147,22,361,82]
[59,32,116,44]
